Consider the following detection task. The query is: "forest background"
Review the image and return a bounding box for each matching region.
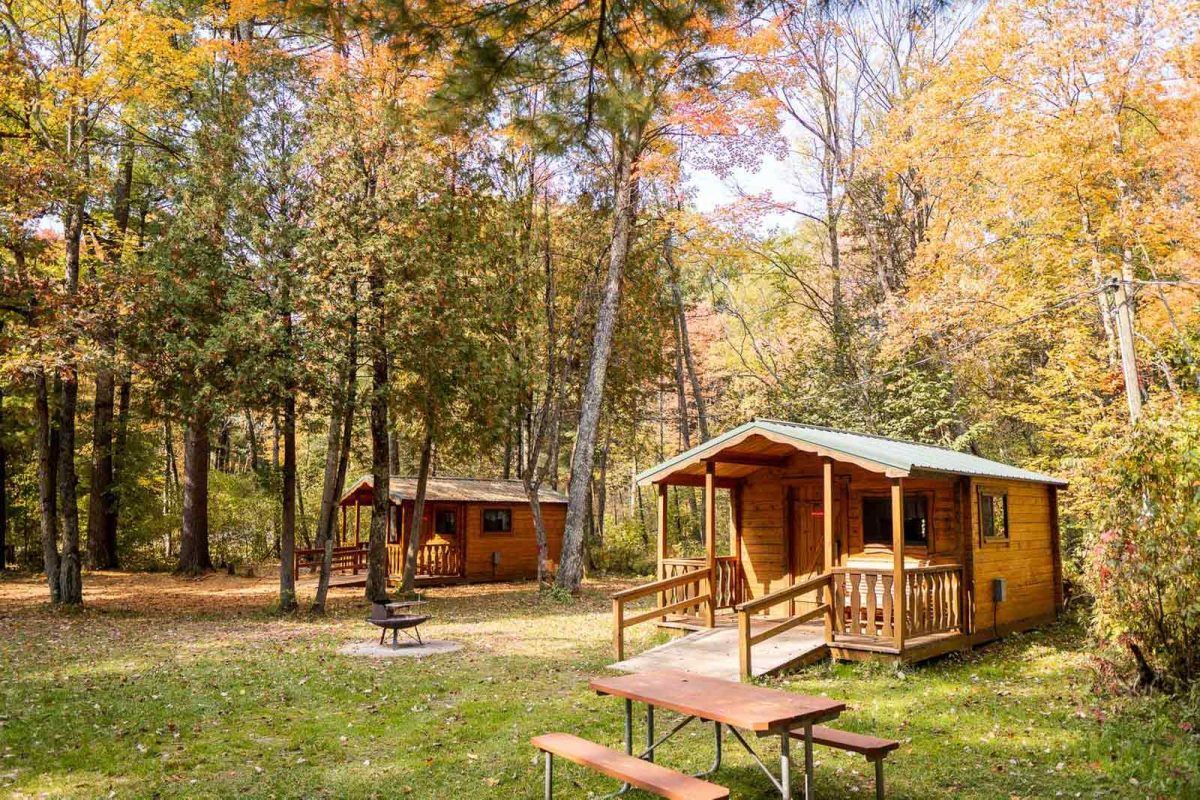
[1,0,1197,688]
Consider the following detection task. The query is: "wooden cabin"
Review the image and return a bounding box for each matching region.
[612,419,1067,678]
[301,476,567,586]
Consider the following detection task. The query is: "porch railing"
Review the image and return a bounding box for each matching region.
[293,544,367,579]
[418,542,462,577]
[905,565,964,637]
[661,557,743,612]
[830,564,963,643]
[385,542,464,578]
[735,572,832,681]
[611,568,714,661]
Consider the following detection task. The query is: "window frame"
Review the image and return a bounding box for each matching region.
[978,487,1010,545]
[433,507,459,537]
[859,490,934,551]
[481,507,514,535]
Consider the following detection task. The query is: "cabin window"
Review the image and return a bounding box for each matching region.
[979,489,1009,543]
[862,493,931,549]
[434,509,457,536]
[482,508,513,534]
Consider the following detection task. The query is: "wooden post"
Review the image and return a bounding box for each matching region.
[340,505,347,545]
[892,478,906,651]
[738,609,752,682]
[613,598,625,661]
[823,458,835,642]
[730,484,742,606]
[354,502,361,547]
[657,483,668,619]
[704,462,717,628]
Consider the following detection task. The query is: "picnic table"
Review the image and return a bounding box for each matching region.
[590,669,845,800]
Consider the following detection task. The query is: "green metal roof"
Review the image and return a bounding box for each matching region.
[636,418,1067,487]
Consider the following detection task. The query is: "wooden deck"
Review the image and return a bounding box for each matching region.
[609,618,828,682]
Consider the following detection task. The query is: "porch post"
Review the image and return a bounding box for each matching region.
[704,462,716,628]
[340,505,347,546]
[354,501,361,547]
[657,483,668,619]
[823,458,835,642]
[730,484,742,606]
[891,478,906,651]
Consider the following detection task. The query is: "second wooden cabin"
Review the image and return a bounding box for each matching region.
[296,476,567,586]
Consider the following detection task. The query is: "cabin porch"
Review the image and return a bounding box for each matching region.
[291,487,467,586]
[611,423,984,680]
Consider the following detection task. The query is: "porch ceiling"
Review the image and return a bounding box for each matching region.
[644,434,805,486]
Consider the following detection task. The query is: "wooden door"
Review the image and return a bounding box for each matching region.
[790,483,824,583]
[789,479,848,607]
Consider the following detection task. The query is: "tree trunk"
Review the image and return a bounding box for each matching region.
[36,371,60,601]
[57,366,82,605]
[557,128,642,592]
[671,305,700,535]
[245,410,259,472]
[595,437,608,544]
[364,320,390,603]
[314,305,358,612]
[400,412,434,594]
[56,191,84,605]
[179,411,213,575]
[85,143,133,571]
[279,394,298,611]
[86,368,117,568]
[666,231,709,441]
[388,430,400,476]
[0,382,6,569]
[110,374,130,561]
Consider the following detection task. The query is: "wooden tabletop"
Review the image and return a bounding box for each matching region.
[590,670,845,734]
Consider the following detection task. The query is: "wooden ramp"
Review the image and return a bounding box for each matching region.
[609,620,828,682]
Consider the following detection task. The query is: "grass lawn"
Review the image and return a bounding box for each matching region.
[1,571,1197,799]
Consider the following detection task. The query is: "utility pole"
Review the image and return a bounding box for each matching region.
[1109,276,1143,424]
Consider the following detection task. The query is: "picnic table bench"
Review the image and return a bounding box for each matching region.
[532,733,728,800]
[790,726,899,800]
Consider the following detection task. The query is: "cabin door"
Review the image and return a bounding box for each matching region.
[790,483,824,584]
[423,504,465,577]
[789,479,847,592]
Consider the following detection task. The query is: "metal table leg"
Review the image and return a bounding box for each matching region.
[624,699,633,755]
[802,723,814,800]
[780,731,792,800]
[646,705,655,763]
[544,752,553,799]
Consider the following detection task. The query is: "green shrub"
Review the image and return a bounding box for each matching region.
[1086,403,1200,693]
[592,519,655,576]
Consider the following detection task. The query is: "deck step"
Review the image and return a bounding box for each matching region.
[532,733,728,800]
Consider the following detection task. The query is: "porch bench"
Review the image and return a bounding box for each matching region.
[531,733,728,800]
[790,725,898,800]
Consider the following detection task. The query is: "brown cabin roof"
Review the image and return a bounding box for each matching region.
[341,475,569,506]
